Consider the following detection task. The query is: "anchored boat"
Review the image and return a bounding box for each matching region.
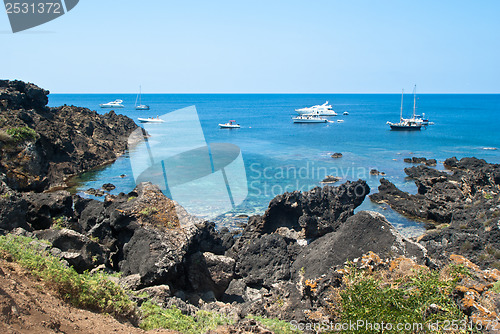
[293,115,328,123]
[100,99,124,108]
[296,101,337,116]
[219,120,240,128]
[387,86,422,131]
[138,117,164,123]
[135,86,150,110]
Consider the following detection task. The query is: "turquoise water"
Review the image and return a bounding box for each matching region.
[49,94,500,237]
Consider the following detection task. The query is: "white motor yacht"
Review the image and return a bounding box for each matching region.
[138,117,164,123]
[100,99,124,108]
[296,101,337,116]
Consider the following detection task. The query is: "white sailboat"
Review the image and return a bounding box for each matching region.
[387,86,422,131]
[135,86,150,110]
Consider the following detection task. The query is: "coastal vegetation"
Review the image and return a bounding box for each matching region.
[0,234,135,317]
[5,126,37,142]
[139,301,233,332]
[0,234,288,333]
[337,264,470,333]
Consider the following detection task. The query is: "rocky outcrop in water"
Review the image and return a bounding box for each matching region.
[0,80,138,191]
[223,180,429,321]
[370,157,500,268]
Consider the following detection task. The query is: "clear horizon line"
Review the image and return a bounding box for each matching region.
[50,91,500,95]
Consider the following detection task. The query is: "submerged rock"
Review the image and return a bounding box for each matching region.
[404,157,437,166]
[102,183,116,191]
[369,169,386,176]
[330,152,343,158]
[320,175,341,183]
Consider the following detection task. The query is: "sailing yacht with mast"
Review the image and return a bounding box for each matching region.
[387,85,422,131]
[135,86,150,110]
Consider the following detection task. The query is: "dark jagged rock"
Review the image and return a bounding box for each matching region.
[404,157,437,166]
[320,175,341,183]
[369,169,385,176]
[0,176,29,233]
[186,252,235,299]
[23,191,73,230]
[0,80,49,111]
[102,183,116,191]
[223,180,432,322]
[330,152,342,158]
[35,228,108,273]
[235,180,369,241]
[292,211,429,279]
[84,188,105,197]
[234,234,298,287]
[0,80,138,191]
[370,157,500,268]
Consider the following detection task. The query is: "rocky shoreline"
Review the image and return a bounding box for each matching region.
[0,80,138,191]
[370,157,500,268]
[1,80,500,332]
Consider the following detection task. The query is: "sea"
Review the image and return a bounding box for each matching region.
[48,94,500,237]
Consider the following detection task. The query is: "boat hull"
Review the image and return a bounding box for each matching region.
[138,118,164,123]
[219,124,240,128]
[389,124,421,131]
[293,118,328,123]
[100,104,124,108]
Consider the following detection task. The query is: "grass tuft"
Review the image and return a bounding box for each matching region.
[337,264,469,333]
[6,126,37,142]
[139,301,233,333]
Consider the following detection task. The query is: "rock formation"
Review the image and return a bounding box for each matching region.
[0,80,138,191]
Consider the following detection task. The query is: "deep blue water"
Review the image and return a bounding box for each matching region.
[48,94,500,237]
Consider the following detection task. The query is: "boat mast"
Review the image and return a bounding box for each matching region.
[400,89,404,121]
[412,85,417,119]
[139,85,142,106]
[135,86,140,107]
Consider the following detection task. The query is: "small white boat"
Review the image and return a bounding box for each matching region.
[337,119,344,123]
[343,111,349,115]
[296,101,337,116]
[135,86,150,110]
[293,115,328,123]
[138,117,164,123]
[100,99,124,108]
[219,120,240,128]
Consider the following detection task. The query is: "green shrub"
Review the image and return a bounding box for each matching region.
[0,234,134,317]
[339,266,467,333]
[139,301,232,333]
[6,126,37,142]
[139,207,158,216]
[493,281,500,294]
[52,216,67,230]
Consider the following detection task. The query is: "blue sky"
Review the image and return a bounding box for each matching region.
[1,0,499,93]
